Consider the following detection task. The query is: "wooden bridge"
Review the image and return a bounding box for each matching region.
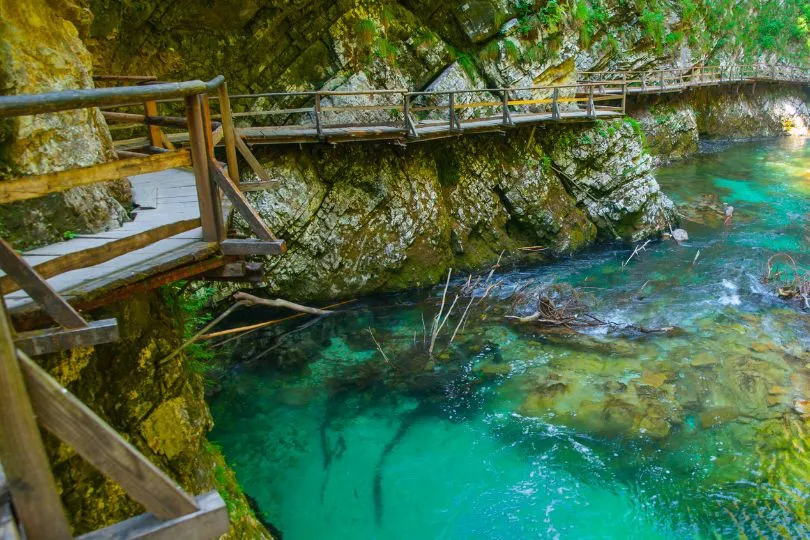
[0,61,808,539]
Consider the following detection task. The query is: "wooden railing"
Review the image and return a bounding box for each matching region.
[579,62,810,90]
[0,298,228,539]
[98,63,810,148]
[209,81,627,143]
[0,76,287,538]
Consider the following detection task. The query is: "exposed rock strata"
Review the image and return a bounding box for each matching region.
[236,119,676,301]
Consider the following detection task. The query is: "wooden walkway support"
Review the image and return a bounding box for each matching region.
[0,76,284,538]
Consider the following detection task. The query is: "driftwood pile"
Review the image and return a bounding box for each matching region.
[763,253,810,308]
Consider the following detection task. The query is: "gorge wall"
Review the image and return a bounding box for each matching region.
[77,0,810,301]
[1,0,808,537]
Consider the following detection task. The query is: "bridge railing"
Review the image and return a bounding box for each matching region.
[579,63,810,89]
[181,81,625,142]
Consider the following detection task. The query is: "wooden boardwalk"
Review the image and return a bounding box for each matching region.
[2,168,215,317]
[109,63,809,151]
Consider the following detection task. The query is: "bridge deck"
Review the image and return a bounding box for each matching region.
[3,168,220,319]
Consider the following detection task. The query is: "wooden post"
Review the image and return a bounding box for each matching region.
[501,89,513,126]
[403,93,418,138]
[449,92,459,131]
[551,88,560,120]
[200,95,216,158]
[0,301,72,540]
[185,95,221,243]
[621,83,627,115]
[217,82,240,183]
[641,73,647,91]
[586,86,595,118]
[143,101,163,149]
[314,93,323,139]
[659,71,664,89]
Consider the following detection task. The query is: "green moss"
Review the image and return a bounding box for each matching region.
[355,18,378,47]
[206,443,274,539]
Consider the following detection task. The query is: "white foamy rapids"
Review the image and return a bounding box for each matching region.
[719,279,741,306]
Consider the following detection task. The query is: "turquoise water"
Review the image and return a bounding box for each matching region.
[210,137,810,539]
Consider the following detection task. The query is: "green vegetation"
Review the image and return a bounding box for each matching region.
[162,282,218,385]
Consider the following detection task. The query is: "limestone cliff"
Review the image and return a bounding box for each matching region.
[238,119,674,301]
[0,0,131,250]
[38,288,270,538]
[631,84,810,164]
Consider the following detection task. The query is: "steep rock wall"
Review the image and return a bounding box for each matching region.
[630,85,810,164]
[237,119,675,301]
[37,289,271,538]
[0,0,131,249]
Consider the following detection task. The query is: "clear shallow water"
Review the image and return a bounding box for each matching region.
[210,138,810,539]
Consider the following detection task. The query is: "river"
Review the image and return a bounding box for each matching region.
[210,137,810,539]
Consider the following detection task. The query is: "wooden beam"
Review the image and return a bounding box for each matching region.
[185,96,223,243]
[76,491,228,540]
[14,318,119,356]
[17,350,200,520]
[143,101,164,148]
[218,82,240,182]
[209,161,277,241]
[0,302,72,540]
[233,131,273,183]
[220,238,285,256]
[0,150,192,204]
[0,219,202,295]
[0,238,87,329]
[0,80,208,118]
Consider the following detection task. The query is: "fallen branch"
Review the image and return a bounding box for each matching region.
[159,301,245,365]
[233,292,333,315]
[622,239,651,267]
[201,298,355,341]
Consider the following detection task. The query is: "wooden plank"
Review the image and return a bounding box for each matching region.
[0,238,87,328]
[0,219,201,295]
[0,302,72,540]
[133,184,158,209]
[0,499,20,540]
[77,491,228,540]
[14,318,119,356]
[209,161,278,241]
[0,80,207,118]
[17,349,200,520]
[220,238,285,255]
[233,131,273,183]
[0,150,191,204]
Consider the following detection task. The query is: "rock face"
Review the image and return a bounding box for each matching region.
[238,119,676,301]
[38,289,270,538]
[630,85,810,164]
[0,0,131,249]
